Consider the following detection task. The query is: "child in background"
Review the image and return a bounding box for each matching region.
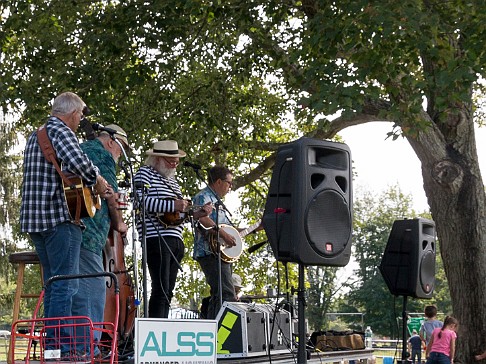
[420,305,443,347]
[409,329,423,364]
[475,351,486,361]
[425,316,459,364]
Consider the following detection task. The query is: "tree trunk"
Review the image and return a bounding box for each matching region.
[406,105,486,362]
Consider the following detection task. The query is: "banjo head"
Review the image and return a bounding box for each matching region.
[218,224,243,263]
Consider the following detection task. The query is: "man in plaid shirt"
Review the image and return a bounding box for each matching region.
[20,92,109,358]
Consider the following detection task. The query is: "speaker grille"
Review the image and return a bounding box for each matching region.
[305,189,351,257]
[420,249,436,294]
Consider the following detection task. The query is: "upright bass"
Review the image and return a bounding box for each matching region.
[103,228,137,340]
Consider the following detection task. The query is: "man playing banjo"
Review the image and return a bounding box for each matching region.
[192,166,240,319]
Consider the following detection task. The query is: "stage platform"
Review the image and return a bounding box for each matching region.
[218,349,374,363]
[1,349,374,364]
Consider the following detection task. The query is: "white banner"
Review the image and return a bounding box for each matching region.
[135,318,217,364]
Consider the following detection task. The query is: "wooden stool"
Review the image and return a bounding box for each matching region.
[8,251,44,364]
[9,251,44,324]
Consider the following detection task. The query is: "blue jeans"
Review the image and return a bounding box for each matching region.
[72,248,105,356]
[30,222,82,354]
[426,352,451,364]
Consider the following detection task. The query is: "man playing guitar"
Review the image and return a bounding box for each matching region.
[20,92,110,360]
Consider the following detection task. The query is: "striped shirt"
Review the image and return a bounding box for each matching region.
[134,165,184,239]
[20,116,99,233]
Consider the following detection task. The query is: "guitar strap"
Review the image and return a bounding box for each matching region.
[37,124,83,224]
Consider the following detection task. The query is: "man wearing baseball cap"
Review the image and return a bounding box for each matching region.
[72,124,130,358]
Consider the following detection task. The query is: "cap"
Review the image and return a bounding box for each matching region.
[99,124,129,149]
[232,273,243,288]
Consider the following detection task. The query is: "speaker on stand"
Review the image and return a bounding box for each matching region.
[262,137,353,266]
[379,218,436,299]
[262,137,353,363]
[379,217,437,363]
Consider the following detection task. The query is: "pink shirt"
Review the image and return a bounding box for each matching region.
[430,327,457,357]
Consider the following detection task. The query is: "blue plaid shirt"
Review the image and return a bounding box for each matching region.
[20,116,99,233]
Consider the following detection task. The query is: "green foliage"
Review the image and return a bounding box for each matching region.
[306,265,339,331]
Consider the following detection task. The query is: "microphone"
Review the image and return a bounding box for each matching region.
[134,182,150,189]
[79,117,96,140]
[92,123,128,138]
[118,160,131,188]
[247,241,268,254]
[183,161,202,170]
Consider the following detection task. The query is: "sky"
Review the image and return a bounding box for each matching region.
[339,121,486,211]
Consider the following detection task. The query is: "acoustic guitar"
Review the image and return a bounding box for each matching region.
[210,221,261,263]
[62,172,101,219]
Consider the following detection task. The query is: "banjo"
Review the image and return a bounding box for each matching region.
[210,221,261,263]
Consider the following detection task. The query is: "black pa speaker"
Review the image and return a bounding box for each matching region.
[262,137,353,266]
[379,218,436,299]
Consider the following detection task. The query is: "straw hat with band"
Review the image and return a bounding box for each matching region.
[146,140,186,158]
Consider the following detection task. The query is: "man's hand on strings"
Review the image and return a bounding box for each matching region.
[174,199,191,212]
[193,202,213,220]
[221,230,237,247]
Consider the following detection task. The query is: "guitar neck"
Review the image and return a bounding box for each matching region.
[239,221,261,239]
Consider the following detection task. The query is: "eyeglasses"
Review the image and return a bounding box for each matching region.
[163,157,179,167]
[222,179,233,188]
[74,110,84,119]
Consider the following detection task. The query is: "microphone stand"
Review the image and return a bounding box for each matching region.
[113,138,142,318]
[214,200,223,309]
[134,178,149,318]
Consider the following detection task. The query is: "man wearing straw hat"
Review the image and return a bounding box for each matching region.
[134,140,212,318]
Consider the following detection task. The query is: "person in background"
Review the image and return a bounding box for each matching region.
[409,329,423,364]
[20,92,109,359]
[232,273,243,301]
[134,140,211,318]
[475,350,486,361]
[420,305,443,347]
[72,124,129,358]
[425,315,458,364]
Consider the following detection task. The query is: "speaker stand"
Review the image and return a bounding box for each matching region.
[397,295,411,364]
[297,263,308,363]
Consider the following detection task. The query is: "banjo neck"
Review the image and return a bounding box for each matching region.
[238,221,261,239]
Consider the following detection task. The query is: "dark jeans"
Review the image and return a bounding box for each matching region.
[426,352,451,364]
[146,235,184,318]
[411,349,422,364]
[197,254,236,319]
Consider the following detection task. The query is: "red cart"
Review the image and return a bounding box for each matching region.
[10,272,119,364]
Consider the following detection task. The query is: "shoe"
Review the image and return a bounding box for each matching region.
[72,352,93,363]
[43,350,92,363]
